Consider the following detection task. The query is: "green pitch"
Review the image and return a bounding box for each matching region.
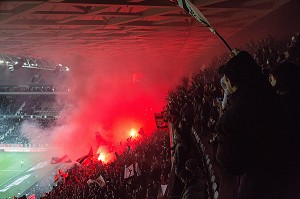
[0,152,53,199]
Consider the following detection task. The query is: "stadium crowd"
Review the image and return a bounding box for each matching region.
[0,118,54,145]
[2,32,300,199]
[0,94,65,117]
[0,119,28,145]
[36,130,171,199]
[166,32,300,199]
[0,95,24,115]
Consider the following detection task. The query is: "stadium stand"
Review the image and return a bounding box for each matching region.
[1,32,299,199]
[165,32,300,199]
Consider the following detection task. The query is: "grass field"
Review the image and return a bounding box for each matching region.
[0,152,55,199]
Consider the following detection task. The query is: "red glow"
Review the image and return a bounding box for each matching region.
[130,128,138,138]
[47,54,174,162]
[96,146,113,164]
[98,153,106,162]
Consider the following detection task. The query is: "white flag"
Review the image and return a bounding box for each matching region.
[95,175,106,187]
[135,162,142,176]
[161,184,167,196]
[124,164,134,179]
[87,179,94,184]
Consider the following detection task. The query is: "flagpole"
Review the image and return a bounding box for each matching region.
[214,30,233,52]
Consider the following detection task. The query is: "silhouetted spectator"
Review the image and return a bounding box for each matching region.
[217,51,282,199]
[272,62,300,199]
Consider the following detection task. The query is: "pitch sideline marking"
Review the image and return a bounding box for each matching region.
[0,174,31,192]
[0,157,42,188]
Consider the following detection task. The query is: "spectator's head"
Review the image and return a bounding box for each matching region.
[268,67,278,87]
[220,51,261,93]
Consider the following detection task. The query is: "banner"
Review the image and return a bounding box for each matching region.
[95,175,106,187]
[87,175,106,187]
[154,112,168,129]
[51,155,71,164]
[76,147,93,166]
[124,164,134,179]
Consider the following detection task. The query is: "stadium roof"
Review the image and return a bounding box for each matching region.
[0,0,293,66]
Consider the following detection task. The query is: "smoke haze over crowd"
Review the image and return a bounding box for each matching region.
[19,52,193,163]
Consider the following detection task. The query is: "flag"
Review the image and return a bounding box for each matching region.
[51,155,71,164]
[135,162,142,176]
[58,169,64,176]
[27,194,36,199]
[76,155,91,166]
[95,175,106,187]
[171,0,232,52]
[124,164,134,179]
[157,184,168,198]
[87,175,106,187]
[154,113,168,129]
[161,111,168,122]
[161,185,168,196]
[54,168,63,182]
[172,0,214,33]
[54,169,68,183]
[87,179,94,184]
[76,147,93,166]
[54,173,60,183]
[62,171,68,179]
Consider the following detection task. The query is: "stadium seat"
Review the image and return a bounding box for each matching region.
[211,175,215,183]
[205,154,209,160]
[214,191,219,199]
[212,182,217,192]
[208,163,212,173]
[206,158,210,165]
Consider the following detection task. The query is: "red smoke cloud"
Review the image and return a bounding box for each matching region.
[50,54,180,163]
[17,30,210,164]
[36,25,215,163]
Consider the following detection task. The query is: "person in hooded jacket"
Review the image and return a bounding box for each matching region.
[216,51,282,199]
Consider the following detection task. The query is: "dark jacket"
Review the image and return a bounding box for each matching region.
[217,84,282,198]
[278,91,300,199]
[280,91,300,164]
